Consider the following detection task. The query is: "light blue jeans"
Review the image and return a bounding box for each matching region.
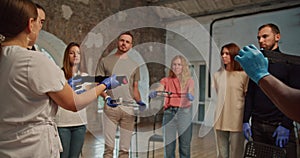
[163,107,193,158]
[58,125,86,158]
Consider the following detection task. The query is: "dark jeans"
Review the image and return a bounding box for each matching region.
[58,125,86,158]
[252,120,297,158]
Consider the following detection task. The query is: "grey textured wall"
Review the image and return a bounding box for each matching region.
[33,0,166,84]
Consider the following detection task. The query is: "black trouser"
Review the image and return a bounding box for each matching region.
[252,120,297,158]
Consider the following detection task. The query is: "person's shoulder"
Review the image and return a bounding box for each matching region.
[102,54,118,61]
[4,45,32,55]
[161,77,170,82]
[187,77,194,84]
[214,68,224,76]
[30,50,52,60]
[236,70,248,78]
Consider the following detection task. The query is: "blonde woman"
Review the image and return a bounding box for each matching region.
[149,55,194,158]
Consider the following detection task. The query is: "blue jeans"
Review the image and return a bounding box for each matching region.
[163,107,193,158]
[58,125,86,158]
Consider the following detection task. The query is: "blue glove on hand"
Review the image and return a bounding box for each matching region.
[148,91,157,99]
[75,89,86,94]
[136,100,147,111]
[272,125,290,148]
[105,96,118,107]
[234,44,270,84]
[186,93,194,101]
[243,123,252,141]
[101,74,120,90]
[67,77,82,90]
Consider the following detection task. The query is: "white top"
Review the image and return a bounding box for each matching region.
[0,46,66,158]
[55,72,88,127]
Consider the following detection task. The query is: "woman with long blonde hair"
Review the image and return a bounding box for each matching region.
[149,55,195,158]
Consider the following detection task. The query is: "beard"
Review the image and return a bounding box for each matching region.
[118,46,129,53]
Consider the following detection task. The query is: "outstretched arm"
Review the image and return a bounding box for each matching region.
[235,44,300,122]
[48,75,119,112]
[259,75,300,122]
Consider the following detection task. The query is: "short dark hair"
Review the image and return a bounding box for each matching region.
[118,31,134,44]
[258,23,280,34]
[35,3,46,13]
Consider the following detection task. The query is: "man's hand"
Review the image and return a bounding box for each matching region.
[101,74,120,89]
[136,100,147,111]
[243,123,252,141]
[234,44,270,84]
[272,125,290,148]
[105,96,118,107]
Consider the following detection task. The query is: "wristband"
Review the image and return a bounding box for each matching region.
[105,96,110,101]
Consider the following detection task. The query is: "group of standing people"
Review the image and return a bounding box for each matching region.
[0,0,299,158]
[0,0,191,157]
[212,23,298,158]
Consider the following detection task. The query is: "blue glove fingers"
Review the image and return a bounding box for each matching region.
[148,91,157,98]
[273,125,290,148]
[248,44,257,50]
[75,89,86,94]
[243,123,252,141]
[234,44,270,84]
[186,93,194,101]
[139,104,146,111]
[137,101,146,111]
[137,101,146,106]
[68,78,82,88]
[106,97,118,107]
[277,137,285,148]
[244,129,252,141]
[110,74,120,89]
[101,74,120,89]
[247,129,252,139]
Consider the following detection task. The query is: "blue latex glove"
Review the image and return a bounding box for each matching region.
[136,100,147,111]
[186,93,194,101]
[75,89,86,94]
[272,125,290,148]
[148,91,157,99]
[101,74,120,90]
[234,44,270,84]
[243,123,252,141]
[105,96,118,107]
[67,77,82,90]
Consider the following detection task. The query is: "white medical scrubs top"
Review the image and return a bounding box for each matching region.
[0,46,66,158]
